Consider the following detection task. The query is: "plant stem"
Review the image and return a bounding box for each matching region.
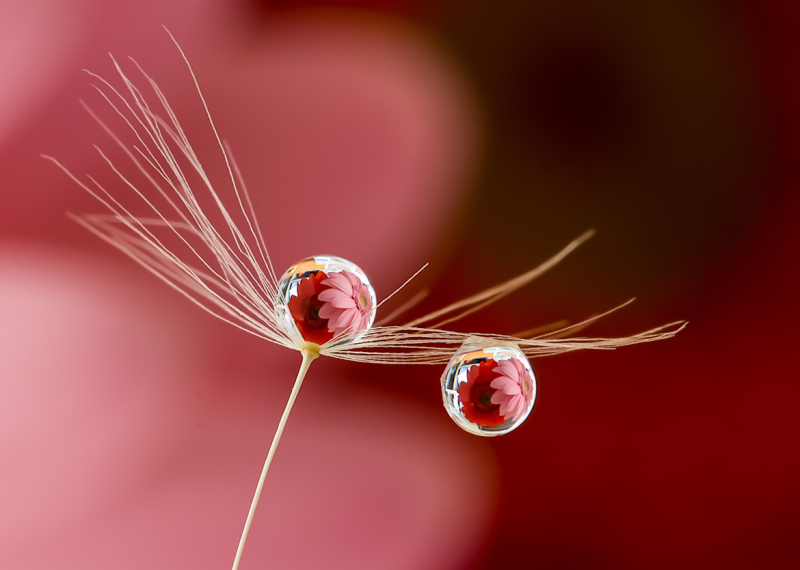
[231,347,319,570]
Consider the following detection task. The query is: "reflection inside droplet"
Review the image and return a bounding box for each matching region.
[276,255,376,347]
[441,341,536,437]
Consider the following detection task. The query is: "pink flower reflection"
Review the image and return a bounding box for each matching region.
[490,358,534,422]
[319,271,375,335]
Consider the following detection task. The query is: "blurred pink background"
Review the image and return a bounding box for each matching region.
[1,1,798,568]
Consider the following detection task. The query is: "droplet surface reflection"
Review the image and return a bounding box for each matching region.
[441,342,536,437]
[276,256,376,347]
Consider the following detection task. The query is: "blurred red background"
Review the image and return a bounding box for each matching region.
[1,0,798,568]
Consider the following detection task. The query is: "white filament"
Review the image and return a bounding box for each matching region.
[49,39,685,364]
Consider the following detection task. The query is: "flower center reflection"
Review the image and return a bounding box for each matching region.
[288,271,335,345]
[474,383,497,412]
[457,360,505,428]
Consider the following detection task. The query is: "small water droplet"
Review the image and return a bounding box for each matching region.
[441,340,536,437]
[276,255,376,346]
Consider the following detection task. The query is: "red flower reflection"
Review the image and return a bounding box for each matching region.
[287,271,335,345]
[457,360,505,427]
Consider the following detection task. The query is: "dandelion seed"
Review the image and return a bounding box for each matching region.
[45,31,685,570]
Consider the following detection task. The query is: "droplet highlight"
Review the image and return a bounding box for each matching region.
[276,256,376,347]
[441,341,536,436]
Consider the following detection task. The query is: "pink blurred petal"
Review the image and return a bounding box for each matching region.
[0,11,484,568]
[1,361,497,569]
[187,14,479,291]
[0,0,85,147]
[0,242,209,552]
[0,0,230,228]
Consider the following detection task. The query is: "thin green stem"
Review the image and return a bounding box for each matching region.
[231,348,319,570]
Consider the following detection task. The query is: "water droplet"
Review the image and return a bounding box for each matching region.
[276,255,376,346]
[441,340,536,437]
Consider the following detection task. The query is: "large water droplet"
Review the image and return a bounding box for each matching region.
[276,256,376,347]
[441,340,537,436]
